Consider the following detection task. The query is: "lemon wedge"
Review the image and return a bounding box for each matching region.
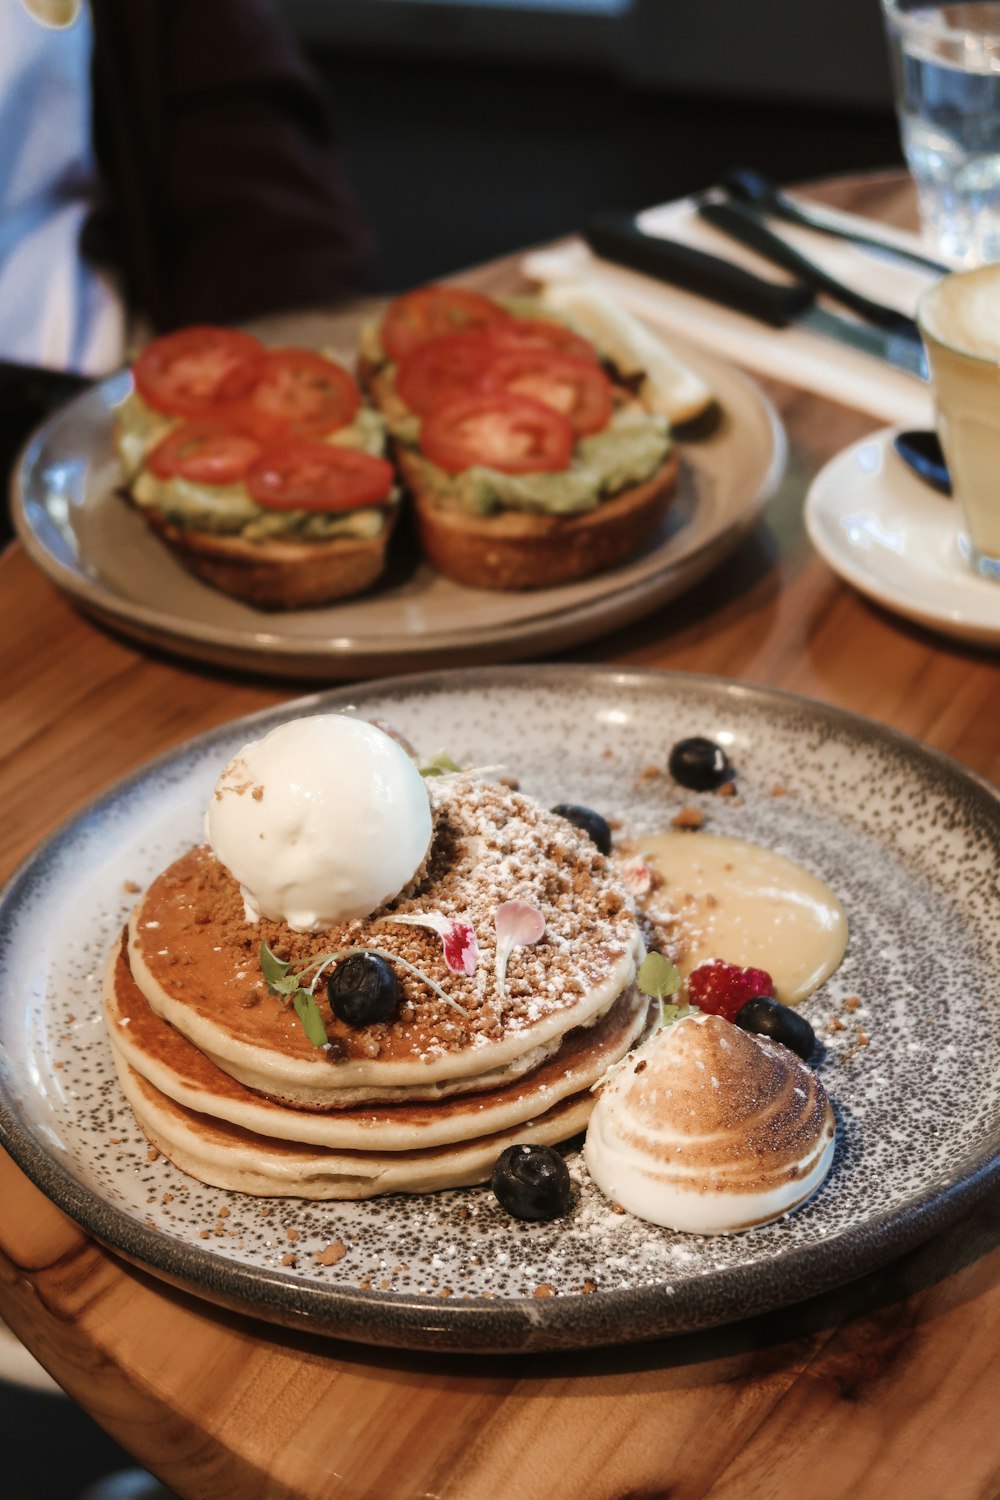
[539,279,713,425]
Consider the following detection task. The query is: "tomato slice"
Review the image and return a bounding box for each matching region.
[133,326,262,417]
[246,442,395,511]
[217,348,360,439]
[395,331,499,416]
[148,416,263,486]
[487,318,598,363]
[380,286,511,363]
[420,394,574,475]
[482,350,613,437]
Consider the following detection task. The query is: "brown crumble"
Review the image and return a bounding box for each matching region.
[611,1203,626,1215]
[638,765,661,781]
[496,775,520,790]
[634,1059,648,1074]
[162,1192,173,1204]
[146,1147,159,1162]
[123,879,142,894]
[251,786,264,802]
[844,996,861,1013]
[53,1060,63,1070]
[534,1285,555,1299]
[828,1017,845,1033]
[286,1226,299,1242]
[671,807,705,830]
[770,786,788,798]
[380,1279,392,1291]
[437,1287,454,1298]
[315,1241,346,1266]
[218,1205,229,1218]
[580,1280,597,1295]
[66,1013,76,1024]
[281,1252,296,1267]
[856,1027,871,1046]
[602,748,614,758]
[199,1229,211,1240]
[456,1205,470,1221]
[717,782,737,798]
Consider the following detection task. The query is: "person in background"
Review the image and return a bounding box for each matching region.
[1,0,372,544]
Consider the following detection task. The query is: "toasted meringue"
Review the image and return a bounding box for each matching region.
[584,1013,836,1233]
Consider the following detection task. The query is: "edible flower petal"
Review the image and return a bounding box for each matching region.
[494,899,546,1003]
[383,911,480,975]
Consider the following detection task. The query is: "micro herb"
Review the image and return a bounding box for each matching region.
[418,750,462,778]
[637,951,681,1001]
[259,937,469,1048]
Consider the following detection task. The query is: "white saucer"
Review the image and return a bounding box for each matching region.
[805,427,1000,648]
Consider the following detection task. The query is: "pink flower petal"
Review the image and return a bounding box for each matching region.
[494,899,546,947]
[619,856,652,898]
[441,919,480,976]
[382,911,480,976]
[493,900,546,1004]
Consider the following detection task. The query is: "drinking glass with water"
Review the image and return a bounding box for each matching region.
[882,0,1000,264]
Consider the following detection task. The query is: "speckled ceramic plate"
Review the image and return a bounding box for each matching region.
[1,666,999,1354]
[11,303,784,679]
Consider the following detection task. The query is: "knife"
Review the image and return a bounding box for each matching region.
[696,198,925,346]
[584,214,928,380]
[722,166,951,276]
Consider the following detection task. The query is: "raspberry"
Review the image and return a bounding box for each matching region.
[686,960,774,1022]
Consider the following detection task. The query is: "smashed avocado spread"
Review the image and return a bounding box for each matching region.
[411,403,670,517]
[117,390,391,541]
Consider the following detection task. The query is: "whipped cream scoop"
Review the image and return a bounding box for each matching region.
[206,715,432,932]
[585,1012,836,1233]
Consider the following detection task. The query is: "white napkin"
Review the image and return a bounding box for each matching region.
[522,193,943,429]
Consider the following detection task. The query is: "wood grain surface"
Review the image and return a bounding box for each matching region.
[2,172,1000,1500]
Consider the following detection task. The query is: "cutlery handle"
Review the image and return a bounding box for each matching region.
[584,214,814,328]
[721,166,951,276]
[698,199,923,342]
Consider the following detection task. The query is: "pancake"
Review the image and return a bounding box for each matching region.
[105,932,654,1151]
[112,1054,596,1199]
[128,774,644,1108]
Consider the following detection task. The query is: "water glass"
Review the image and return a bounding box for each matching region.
[882,0,1000,263]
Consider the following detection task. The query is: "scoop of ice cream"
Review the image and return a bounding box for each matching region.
[205,715,433,932]
[584,1012,835,1233]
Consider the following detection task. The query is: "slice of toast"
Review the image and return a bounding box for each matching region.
[360,356,678,591]
[136,503,398,611]
[396,446,678,591]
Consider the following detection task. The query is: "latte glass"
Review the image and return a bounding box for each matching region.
[918,261,1000,577]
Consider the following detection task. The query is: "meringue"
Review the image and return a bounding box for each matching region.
[584,1012,836,1233]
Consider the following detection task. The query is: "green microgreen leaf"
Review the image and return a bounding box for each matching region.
[659,1002,695,1027]
[292,988,329,1047]
[260,941,293,994]
[418,750,462,778]
[637,952,681,1002]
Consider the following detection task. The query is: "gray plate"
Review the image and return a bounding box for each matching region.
[11,306,784,679]
[1,665,999,1354]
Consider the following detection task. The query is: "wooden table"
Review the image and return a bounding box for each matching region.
[3,173,1000,1500]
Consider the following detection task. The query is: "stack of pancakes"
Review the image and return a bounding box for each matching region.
[104,775,651,1199]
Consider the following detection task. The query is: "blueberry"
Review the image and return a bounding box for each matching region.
[668,736,731,791]
[551,803,612,855]
[327,953,401,1028]
[735,995,816,1061]
[491,1143,572,1221]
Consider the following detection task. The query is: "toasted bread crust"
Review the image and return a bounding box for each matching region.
[136,504,397,611]
[399,446,678,591]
